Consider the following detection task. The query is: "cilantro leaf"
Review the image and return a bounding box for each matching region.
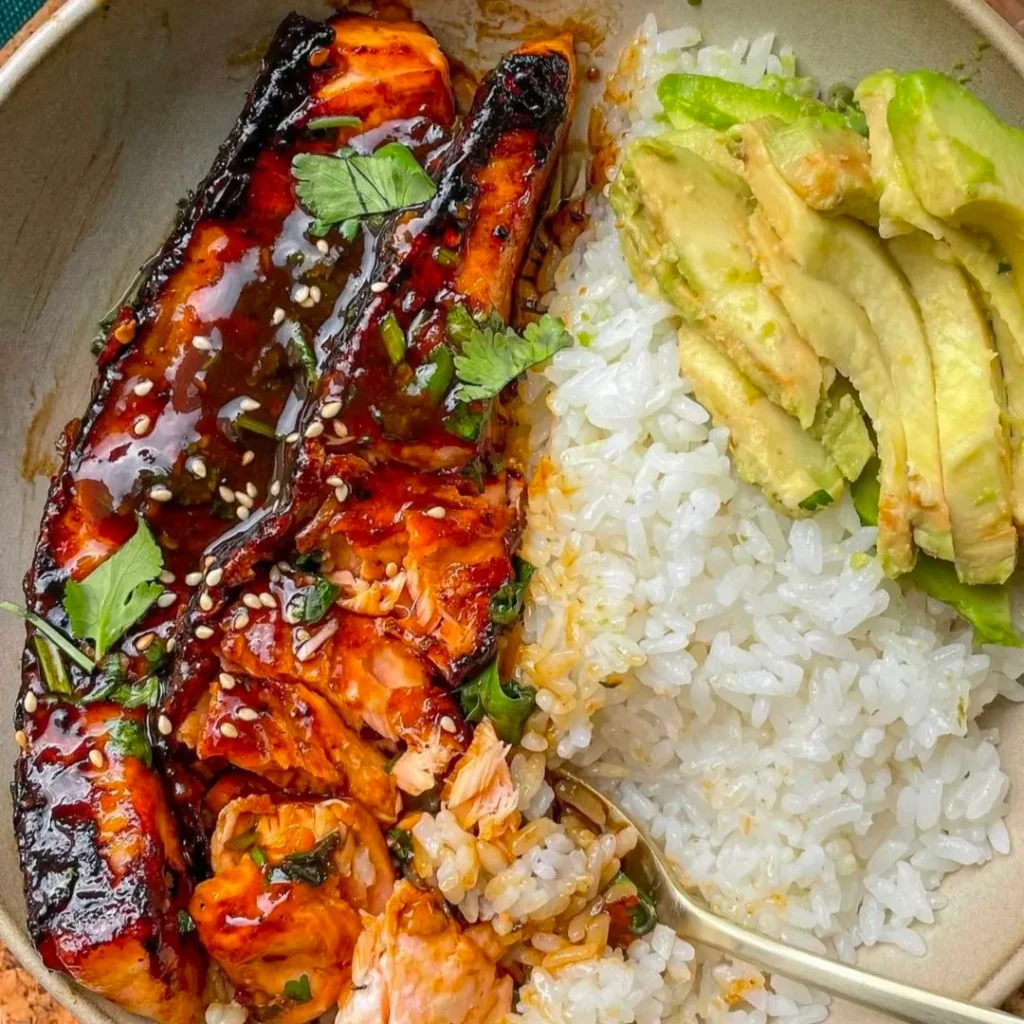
[798,489,834,512]
[106,718,153,767]
[489,558,535,626]
[453,314,573,402]
[0,601,95,673]
[268,832,339,886]
[456,659,535,744]
[287,576,339,624]
[284,975,312,1004]
[292,142,436,227]
[85,673,161,709]
[63,521,163,661]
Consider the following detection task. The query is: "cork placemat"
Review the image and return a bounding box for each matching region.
[3,0,1024,1021]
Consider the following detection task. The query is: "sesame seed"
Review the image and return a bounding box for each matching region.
[243,593,262,610]
[439,715,457,734]
[425,506,446,519]
[269,566,282,584]
[232,611,250,630]
[385,561,398,578]
[158,715,173,736]
[271,307,285,326]
[321,400,342,419]
[192,335,213,352]
[245,481,258,499]
[234,491,254,509]
[332,420,349,438]
[199,592,214,612]
[132,414,152,436]
[293,284,311,303]
[219,672,236,690]
[277,561,292,573]
[259,592,276,608]
[237,707,260,722]
[14,730,27,750]
[157,592,177,609]
[335,484,350,503]
[149,485,173,502]
[185,571,203,587]
[206,567,223,587]
[136,632,155,651]
[218,485,235,503]
[270,481,281,497]
[134,380,154,397]
[195,625,214,640]
[239,397,261,412]
[236,505,251,521]
[295,628,311,643]
[88,749,105,768]
[326,475,344,487]
[219,722,239,739]
[304,421,325,439]
[187,456,207,479]
[285,431,300,444]
[23,692,38,714]
[316,239,330,254]
[241,450,255,467]
[158,571,175,587]
[309,285,322,303]
[370,280,388,293]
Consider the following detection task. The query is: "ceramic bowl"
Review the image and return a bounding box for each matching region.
[3,1,1024,1021]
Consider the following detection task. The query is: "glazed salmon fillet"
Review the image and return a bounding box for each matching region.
[12,15,454,1023]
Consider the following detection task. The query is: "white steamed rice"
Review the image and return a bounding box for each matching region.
[504,14,1024,1023]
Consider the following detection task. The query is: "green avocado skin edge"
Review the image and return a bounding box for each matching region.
[852,461,1022,647]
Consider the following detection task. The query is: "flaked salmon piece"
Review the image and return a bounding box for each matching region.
[192,675,400,823]
[192,795,394,1024]
[442,721,519,840]
[335,881,513,1024]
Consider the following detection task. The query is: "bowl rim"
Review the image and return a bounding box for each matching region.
[3,0,1024,1021]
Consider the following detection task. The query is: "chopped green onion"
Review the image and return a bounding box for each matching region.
[380,312,407,365]
[225,827,259,852]
[284,975,312,1004]
[307,115,363,131]
[434,246,459,267]
[250,846,267,868]
[236,415,278,439]
[443,401,486,442]
[32,634,73,694]
[0,602,95,673]
[287,323,319,388]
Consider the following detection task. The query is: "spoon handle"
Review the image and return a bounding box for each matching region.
[673,899,1017,1024]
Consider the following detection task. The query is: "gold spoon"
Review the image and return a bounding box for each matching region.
[552,765,1018,1024]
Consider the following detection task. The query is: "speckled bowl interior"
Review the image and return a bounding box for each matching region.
[3,1,1024,1021]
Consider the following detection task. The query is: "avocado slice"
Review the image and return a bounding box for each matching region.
[857,70,1024,536]
[748,210,915,576]
[611,137,823,427]
[808,376,874,483]
[852,461,1022,646]
[888,70,1024,299]
[677,324,844,514]
[888,233,1016,584]
[658,74,867,136]
[660,122,744,175]
[764,117,879,224]
[738,120,953,562]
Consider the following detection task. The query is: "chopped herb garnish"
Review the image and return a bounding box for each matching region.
[287,575,339,624]
[386,827,424,884]
[307,114,362,132]
[435,246,459,267]
[405,345,455,403]
[85,673,161,709]
[999,258,1013,275]
[457,659,536,744]
[236,414,278,439]
[106,718,153,768]
[453,313,573,402]
[293,550,323,573]
[0,602,95,673]
[292,142,436,227]
[286,323,319,388]
[250,845,268,869]
[269,832,339,886]
[380,312,407,365]
[489,558,536,627]
[283,975,312,1004]
[62,522,163,662]
[445,305,478,348]
[32,634,73,694]
[628,886,658,936]
[177,909,196,934]
[443,401,487,442]
[798,489,835,512]
[225,827,260,852]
